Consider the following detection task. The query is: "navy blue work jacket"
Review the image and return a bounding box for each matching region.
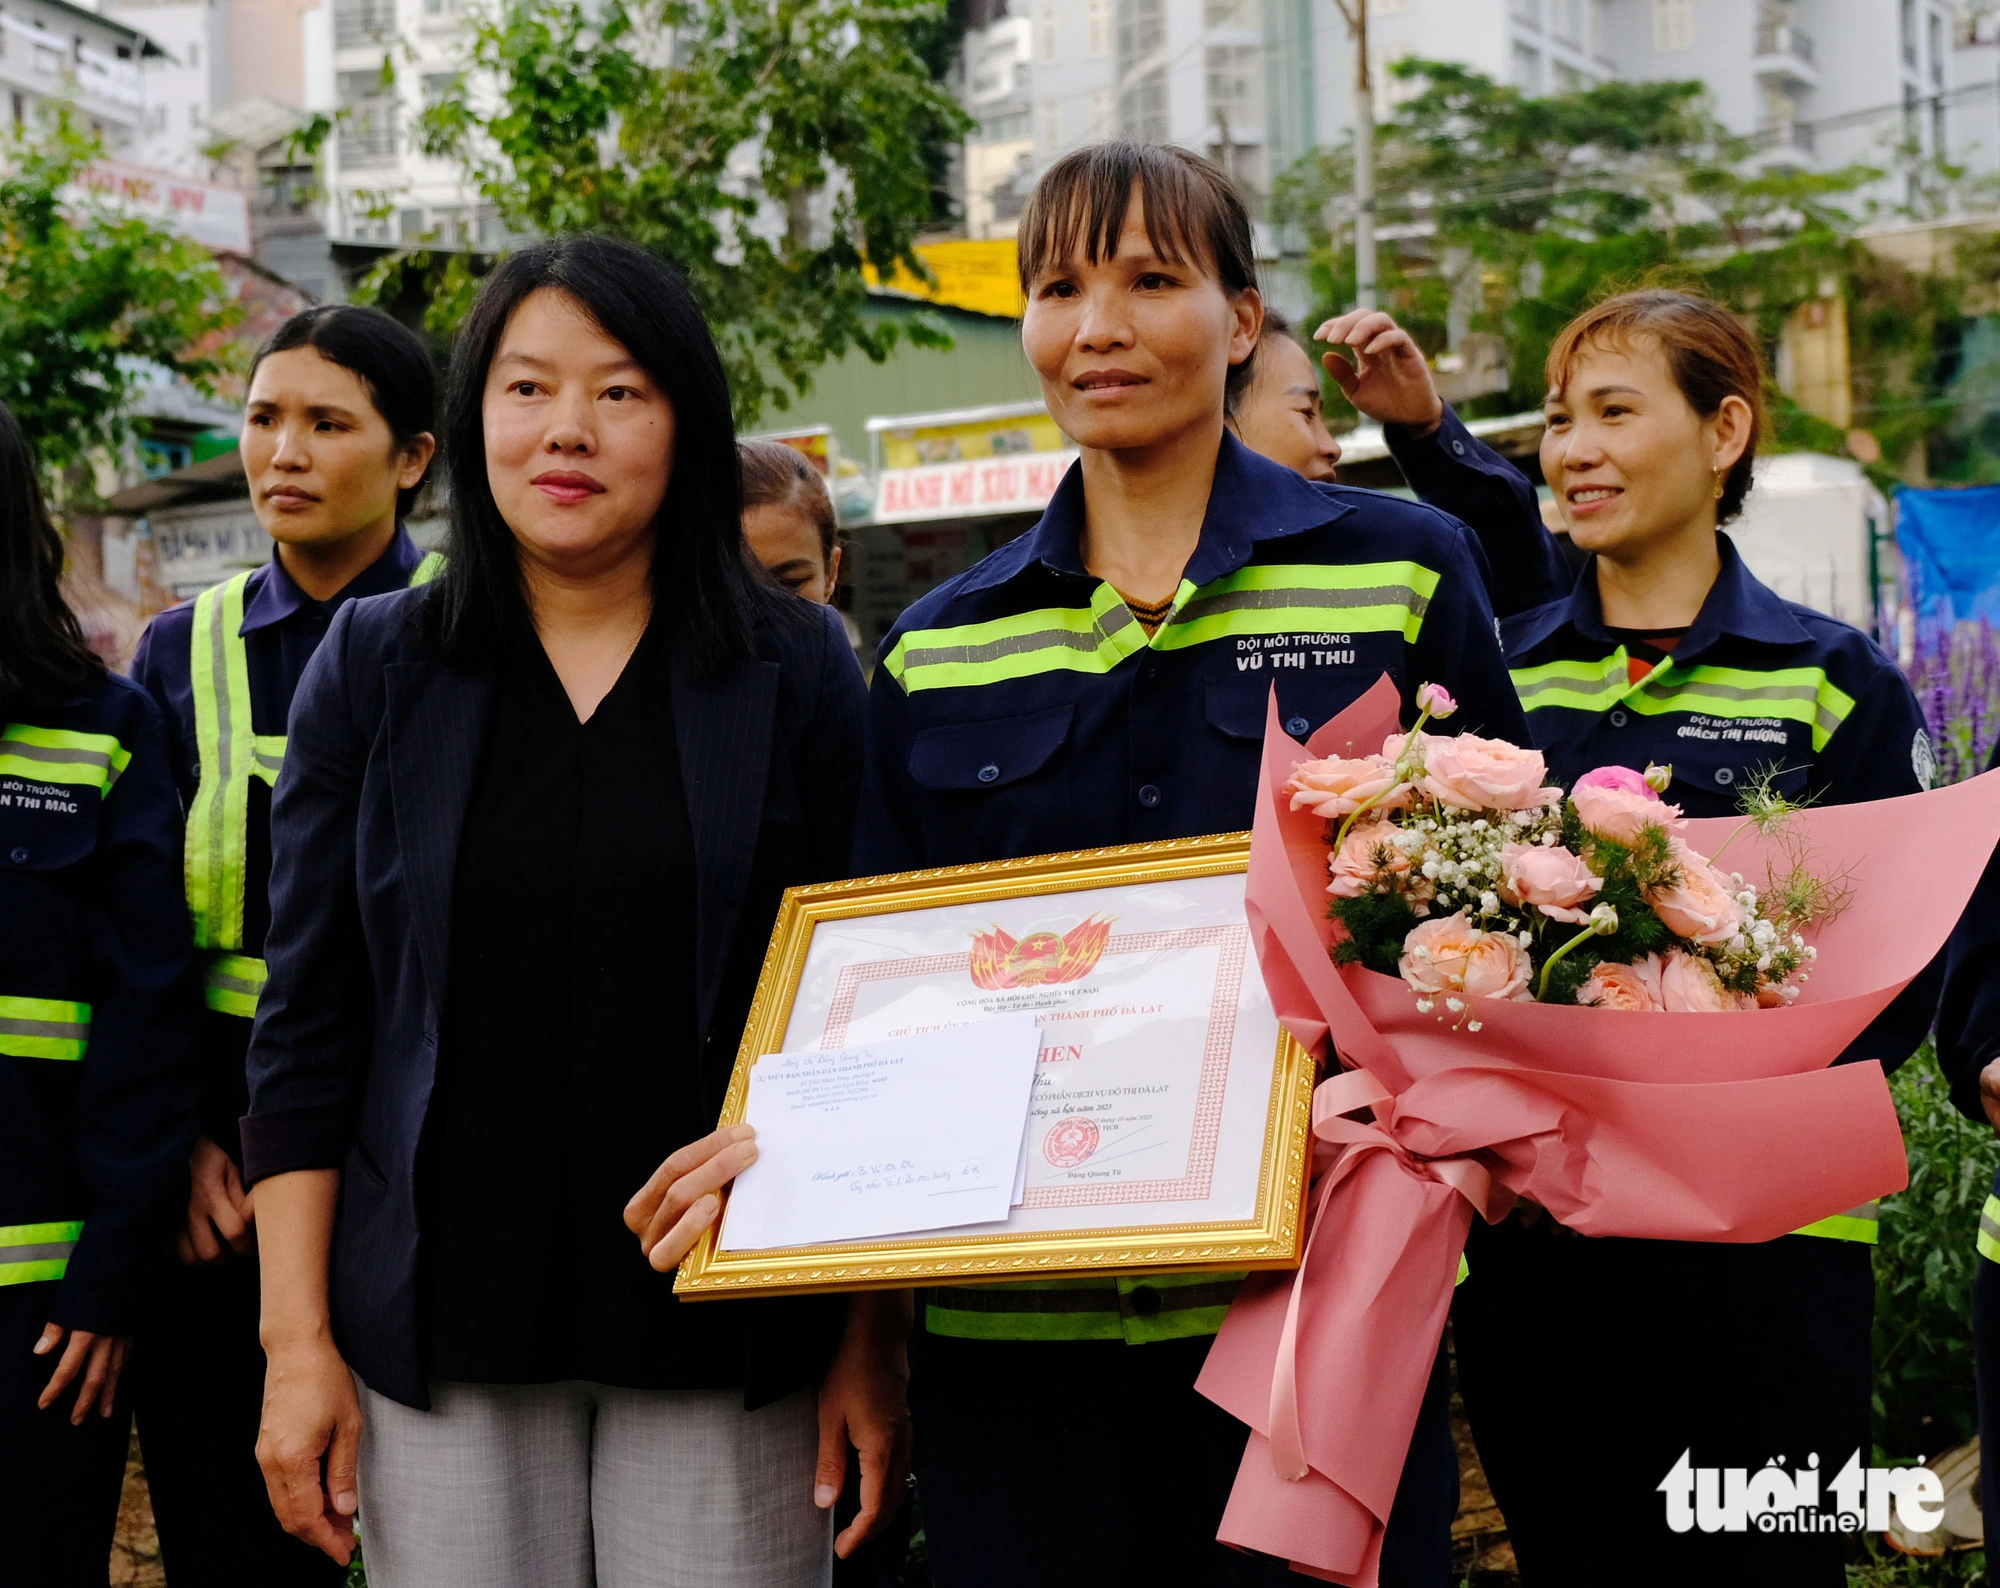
[0,670,200,1333]
[240,588,864,1409]
[855,432,1528,875]
[130,530,428,1159]
[1937,740,2000,1128]
[1385,407,1573,619]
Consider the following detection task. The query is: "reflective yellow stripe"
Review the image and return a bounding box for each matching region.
[250,735,285,788]
[925,1271,1246,1343]
[1792,1201,1880,1245]
[0,995,90,1061]
[0,1219,82,1285]
[409,550,446,586]
[1510,651,1638,713]
[184,571,256,954]
[1154,561,1441,649]
[1512,652,1855,753]
[0,724,131,794]
[1456,1252,1469,1286]
[202,953,267,1018]
[883,584,1147,693]
[1979,1194,2000,1264]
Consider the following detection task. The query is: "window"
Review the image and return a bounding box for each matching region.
[1652,0,1693,52]
[1553,61,1584,92]
[423,70,459,106]
[1900,0,1916,66]
[1089,85,1114,134]
[1038,5,1057,63]
[1204,43,1263,130]
[186,103,199,128]
[1087,0,1111,56]
[1512,40,1541,90]
[187,41,199,67]
[1552,0,1582,43]
[11,93,23,125]
[1904,83,1919,140]
[1933,95,1946,152]
[337,68,398,168]
[1038,98,1062,153]
[1512,0,1539,25]
[1928,10,1945,85]
[1203,0,1261,28]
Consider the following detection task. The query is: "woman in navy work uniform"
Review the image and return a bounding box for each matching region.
[129,304,438,1586]
[856,142,1528,1588]
[0,398,203,1585]
[1414,291,1937,1587]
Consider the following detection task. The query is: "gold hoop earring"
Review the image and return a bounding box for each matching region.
[1712,466,1726,502]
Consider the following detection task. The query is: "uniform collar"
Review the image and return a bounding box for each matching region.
[241,526,425,635]
[958,430,1356,596]
[1511,532,1809,660]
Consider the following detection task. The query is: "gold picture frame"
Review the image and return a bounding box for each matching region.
[675,832,1317,1299]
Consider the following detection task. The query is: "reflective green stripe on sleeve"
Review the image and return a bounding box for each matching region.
[1792,1201,1880,1245]
[1510,651,1640,714]
[1979,1195,2000,1265]
[0,725,132,794]
[250,736,286,788]
[0,995,90,1061]
[201,954,267,1018]
[1457,1252,1469,1286]
[0,1219,82,1285]
[1154,561,1441,649]
[409,551,446,586]
[925,1271,1247,1343]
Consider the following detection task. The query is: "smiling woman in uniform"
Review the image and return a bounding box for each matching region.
[1440,290,1935,1588]
[240,234,909,1588]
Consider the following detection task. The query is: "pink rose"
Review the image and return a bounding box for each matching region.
[1571,783,1684,845]
[1415,682,1458,719]
[1578,956,1664,1011]
[1573,765,1657,798]
[1328,820,1415,898]
[1461,931,1534,1002]
[1498,840,1604,924]
[1285,753,1412,820]
[1398,912,1480,995]
[1646,840,1745,946]
[1659,949,1756,1013]
[1412,732,1565,812]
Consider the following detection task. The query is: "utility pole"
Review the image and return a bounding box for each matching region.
[1333,0,1376,310]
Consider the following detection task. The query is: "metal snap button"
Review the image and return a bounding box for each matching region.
[8,847,28,865]
[1714,767,1736,786]
[1608,709,1628,727]
[1137,784,1163,808]
[1127,1285,1163,1317]
[1451,439,1466,456]
[1285,715,1311,737]
[977,764,1000,784]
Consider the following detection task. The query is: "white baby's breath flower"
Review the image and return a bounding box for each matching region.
[1421,858,1441,880]
[1467,1019,1484,1033]
[1415,998,1435,1013]
[1518,930,1534,947]
[1479,891,1500,915]
[1446,997,1466,1013]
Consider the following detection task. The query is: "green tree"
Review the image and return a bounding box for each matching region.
[375,0,970,425]
[0,112,237,485]
[1272,58,2000,485]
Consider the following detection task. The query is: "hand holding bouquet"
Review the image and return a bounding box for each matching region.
[1284,684,1825,1020]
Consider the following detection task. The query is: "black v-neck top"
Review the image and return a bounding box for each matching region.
[421,621,731,1388]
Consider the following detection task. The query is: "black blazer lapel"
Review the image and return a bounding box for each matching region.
[672,643,780,1038]
[384,658,496,1015]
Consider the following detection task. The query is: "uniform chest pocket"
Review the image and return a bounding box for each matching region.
[907,704,1077,864]
[0,792,102,873]
[1668,753,1809,816]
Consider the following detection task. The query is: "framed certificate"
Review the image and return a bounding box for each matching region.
[674,833,1317,1298]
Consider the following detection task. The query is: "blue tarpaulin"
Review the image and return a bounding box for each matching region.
[1897,485,2000,625]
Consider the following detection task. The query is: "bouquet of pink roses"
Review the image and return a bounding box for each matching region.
[1284,683,1820,1018]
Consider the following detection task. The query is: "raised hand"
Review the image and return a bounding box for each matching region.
[1316,309,1446,435]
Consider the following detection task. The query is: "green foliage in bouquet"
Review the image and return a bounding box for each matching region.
[1329,882,1421,976]
[1533,814,1678,1006]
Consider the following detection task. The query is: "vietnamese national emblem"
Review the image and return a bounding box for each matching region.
[968,915,1114,991]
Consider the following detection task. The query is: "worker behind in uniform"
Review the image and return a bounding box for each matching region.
[128,304,439,1587]
[1933,743,2000,1558]
[0,397,202,1586]
[856,140,1529,1588]
[243,234,908,1587]
[1440,290,1936,1588]
[740,438,843,603]
[1226,304,1571,619]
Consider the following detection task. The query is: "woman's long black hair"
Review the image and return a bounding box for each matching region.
[430,234,763,672]
[0,401,101,721]
[251,304,438,519]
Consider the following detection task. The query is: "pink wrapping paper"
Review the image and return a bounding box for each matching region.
[1195,675,2000,1584]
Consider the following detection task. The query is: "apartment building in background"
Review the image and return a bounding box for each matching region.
[0,0,153,152]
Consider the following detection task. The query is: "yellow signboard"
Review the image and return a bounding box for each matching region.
[866,239,1025,321]
[878,410,1065,472]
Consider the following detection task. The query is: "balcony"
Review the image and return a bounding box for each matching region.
[1754,20,1817,87]
[337,111,398,170]
[333,0,397,50]
[1754,119,1816,161]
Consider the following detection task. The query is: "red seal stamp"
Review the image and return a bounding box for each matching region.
[1043,1116,1101,1169]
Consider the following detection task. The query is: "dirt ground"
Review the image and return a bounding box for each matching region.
[112,1427,165,1588]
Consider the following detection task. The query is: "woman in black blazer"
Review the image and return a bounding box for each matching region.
[242,235,909,1588]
